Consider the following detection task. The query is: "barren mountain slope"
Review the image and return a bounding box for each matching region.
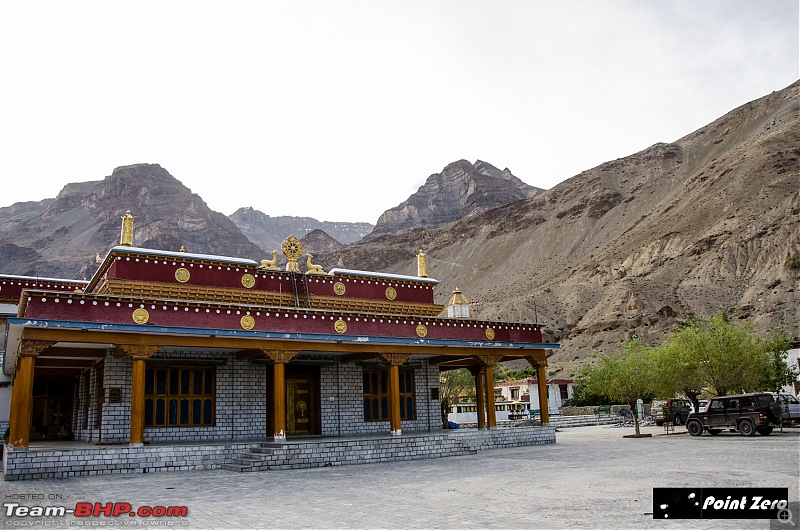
[322,81,799,378]
[0,164,265,279]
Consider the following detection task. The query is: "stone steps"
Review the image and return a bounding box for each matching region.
[222,434,482,472]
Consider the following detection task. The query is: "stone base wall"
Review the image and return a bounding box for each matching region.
[3,442,261,481]
[3,426,555,480]
[549,414,624,428]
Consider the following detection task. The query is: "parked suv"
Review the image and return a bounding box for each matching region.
[685,393,782,437]
[651,398,692,426]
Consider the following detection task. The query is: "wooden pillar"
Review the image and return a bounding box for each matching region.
[469,367,486,429]
[379,353,410,436]
[118,345,160,445]
[273,362,287,440]
[536,364,550,424]
[484,364,497,429]
[476,355,502,429]
[388,364,401,435]
[262,349,298,442]
[8,341,53,448]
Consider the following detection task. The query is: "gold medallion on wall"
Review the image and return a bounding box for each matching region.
[175,268,190,283]
[416,324,427,338]
[385,287,397,300]
[334,319,347,334]
[132,308,149,324]
[334,282,346,296]
[485,328,496,340]
[240,315,255,330]
[241,273,255,289]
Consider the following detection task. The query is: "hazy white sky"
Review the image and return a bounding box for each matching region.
[1,1,797,223]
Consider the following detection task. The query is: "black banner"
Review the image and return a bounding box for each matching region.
[653,488,791,520]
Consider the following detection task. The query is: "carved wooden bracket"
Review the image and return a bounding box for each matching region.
[117,344,161,361]
[378,353,410,366]
[261,349,299,363]
[18,340,56,358]
[525,351,548,368]
[474,354,503,367]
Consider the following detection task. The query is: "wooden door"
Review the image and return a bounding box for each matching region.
[267,365,321,437]
[286,366,320,436]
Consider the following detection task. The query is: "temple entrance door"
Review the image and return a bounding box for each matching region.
[285,366,320,436]
[266,365,321,437]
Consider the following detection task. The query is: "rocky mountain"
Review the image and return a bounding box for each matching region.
[300,229,344,255]
[367,160,545,239]
[317,81,800,378]
[229,207,372,254]
[0,164,266,279]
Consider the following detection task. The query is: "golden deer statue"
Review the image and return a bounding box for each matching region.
[259,250,280,271]
[306,253,326,275]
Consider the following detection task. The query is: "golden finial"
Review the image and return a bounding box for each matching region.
[446,288,473,318]
[120,210,134,246]
[417,249,428,278]
[180,246,185,253]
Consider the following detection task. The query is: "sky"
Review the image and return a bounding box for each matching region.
[1,1,798,224]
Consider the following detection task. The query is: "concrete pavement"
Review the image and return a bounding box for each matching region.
[2,423,798,529]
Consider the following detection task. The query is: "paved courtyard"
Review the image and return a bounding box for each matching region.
[2,423,798,529]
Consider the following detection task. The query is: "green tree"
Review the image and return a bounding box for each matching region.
[655,312,798,406]
[578,339,659,436]
[439,368,475,428]
[568,378,613,407]
[654,321,713,412]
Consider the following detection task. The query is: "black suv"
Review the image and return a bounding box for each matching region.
[686,393,782,437]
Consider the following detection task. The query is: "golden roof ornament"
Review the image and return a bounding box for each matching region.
[120,210,134,246]
[281,235,303,272]
[259,250,280,271]
[446,288,473,318]
[179,246,185,253]
[306,253,326,275]
[417,249,428,278]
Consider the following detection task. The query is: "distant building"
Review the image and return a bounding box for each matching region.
[782,341,800,397]
[495,378,575,414]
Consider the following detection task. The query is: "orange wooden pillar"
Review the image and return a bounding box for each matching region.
[262,349,298,442]
[470,367,486,429]
[388,364,402,435]
[273,362,287,440]
[484,364,497,429]
[380,353,409,436]
[8,341,52,448]
[119,345,159,445]
[536,364,550,424]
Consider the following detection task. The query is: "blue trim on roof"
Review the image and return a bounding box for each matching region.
[7,318,560,350]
